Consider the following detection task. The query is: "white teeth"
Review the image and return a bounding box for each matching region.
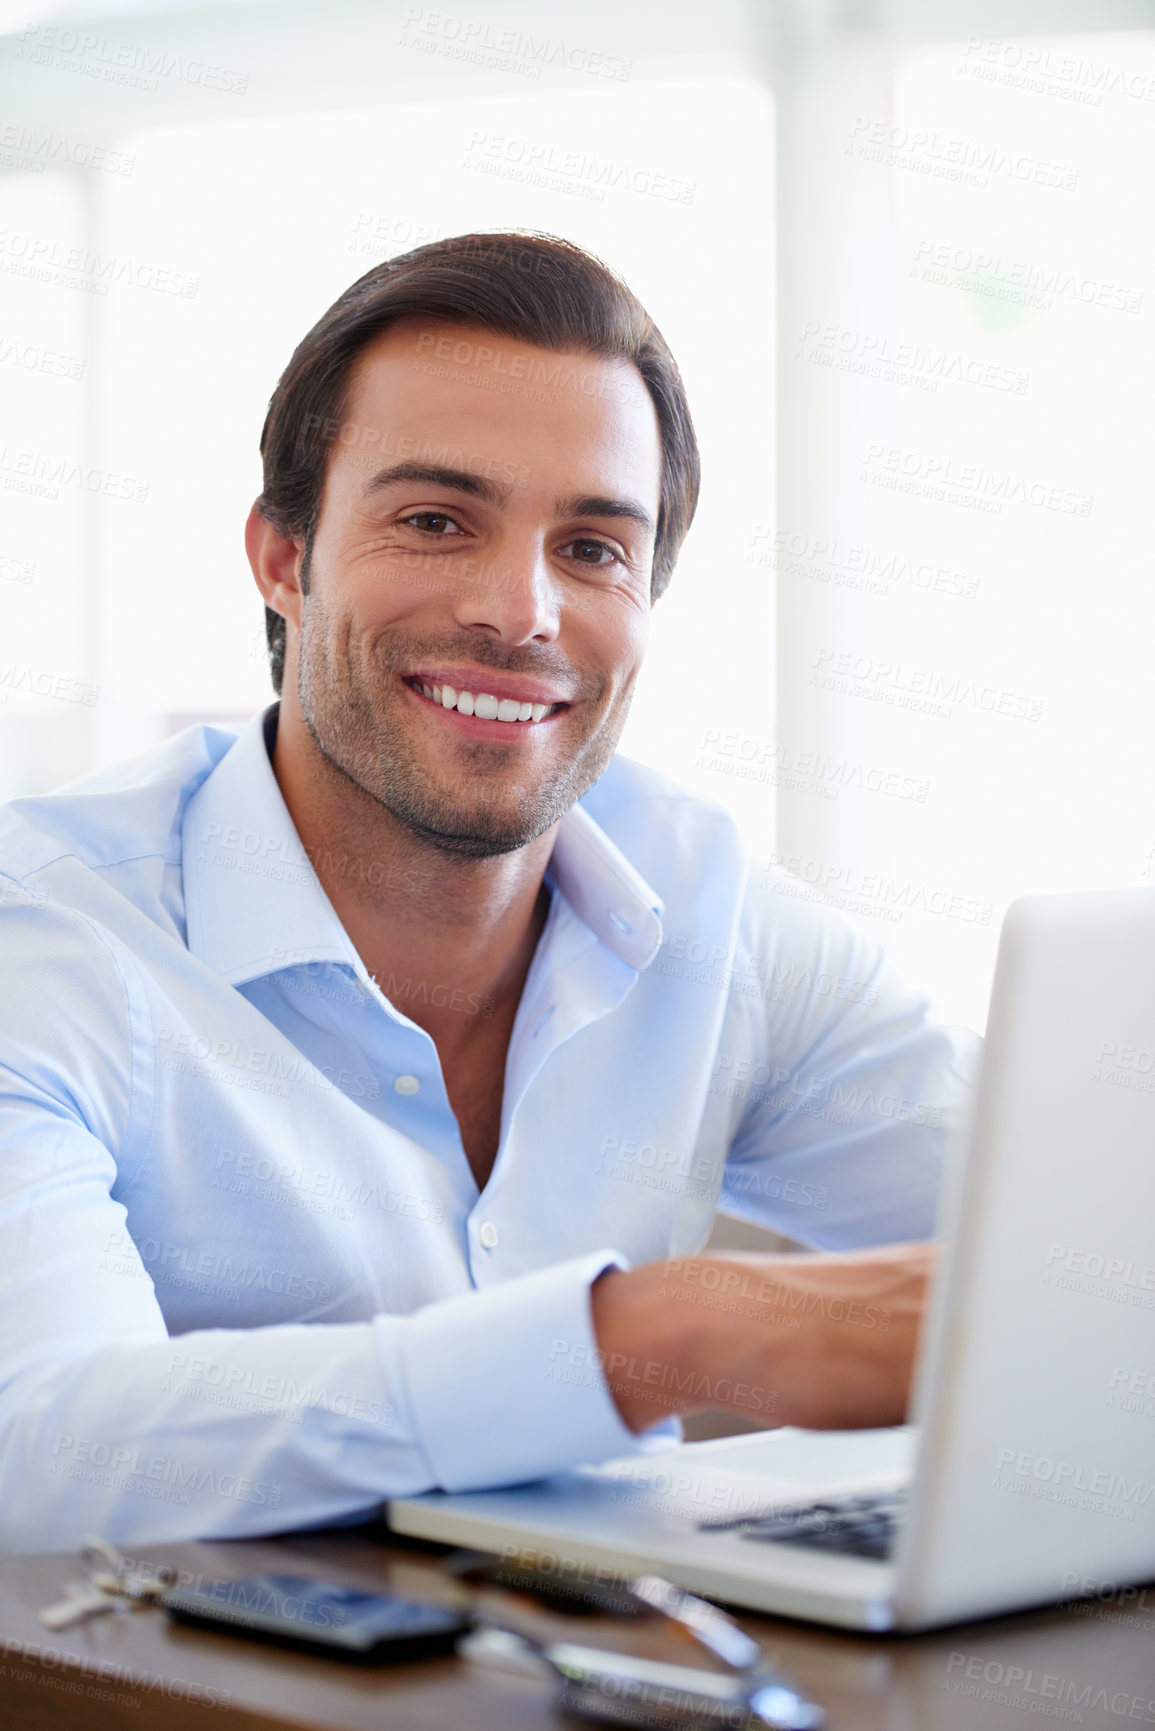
[412,678,557,723]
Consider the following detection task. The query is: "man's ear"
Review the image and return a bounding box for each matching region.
[245,502,305,630]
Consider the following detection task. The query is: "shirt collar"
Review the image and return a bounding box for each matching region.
[182,703,665,986]
[545,802,664,971]
[181,705,360,985]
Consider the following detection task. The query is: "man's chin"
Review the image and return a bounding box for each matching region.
[389,799,554,860]
[418,832,536,861]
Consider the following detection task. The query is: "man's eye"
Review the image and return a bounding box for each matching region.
[561,537,619,567]
[400,512,465,535]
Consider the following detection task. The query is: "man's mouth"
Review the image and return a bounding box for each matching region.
[402,675,567,725]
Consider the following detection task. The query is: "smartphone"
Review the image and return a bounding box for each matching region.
[162,1571,471,1663]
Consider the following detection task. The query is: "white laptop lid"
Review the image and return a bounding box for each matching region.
[896,889,1155,1628]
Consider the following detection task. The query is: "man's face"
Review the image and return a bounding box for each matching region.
[288,317,663,857]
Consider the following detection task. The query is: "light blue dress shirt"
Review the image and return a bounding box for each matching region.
[0,704,979,1551]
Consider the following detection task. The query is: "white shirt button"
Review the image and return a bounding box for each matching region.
[393,1074,420,1095]
[478,1221,499,1249]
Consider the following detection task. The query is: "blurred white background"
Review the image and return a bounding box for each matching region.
[2,0,1154,1033]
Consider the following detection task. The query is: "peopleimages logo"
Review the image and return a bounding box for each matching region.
[463,132,694,204]
[166,1351,394,1426]
[944,1651,1155,1722]
[50,1433,280,1507]
[0,229,197,298]
[401,8,631,80]
[957,37,1155,109]
[101,1227,333,1304]
[0,122,135,175]
[761,851,993,926]
[796,319,1030,394]
[910,238,1143,315]
[0,444,149,502]
[695,730,930,804]
[15,23,248,92]
[157,1026,380,1102]
[810,647,1044,722]
[746,526,980,601]
[845,116,1079,190]
[1045,1243,1155,1290]
[860,443,1093,517]
[1092,1040,1155,1096]
[993,1446,1155,1521]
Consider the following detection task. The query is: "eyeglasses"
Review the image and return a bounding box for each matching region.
[462,1570,825,1730]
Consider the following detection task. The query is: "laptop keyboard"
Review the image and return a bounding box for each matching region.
[699,1487,908,1561]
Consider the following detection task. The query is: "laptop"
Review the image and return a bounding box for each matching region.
[387,890,1155,1631]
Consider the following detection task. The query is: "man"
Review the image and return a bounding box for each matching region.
[0,233,978,1552]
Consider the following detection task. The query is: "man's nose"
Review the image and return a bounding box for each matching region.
[450,542,561,645]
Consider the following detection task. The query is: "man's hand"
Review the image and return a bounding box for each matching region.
[590,1243,937,1435]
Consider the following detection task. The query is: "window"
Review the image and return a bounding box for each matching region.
[2,2,1150,1026]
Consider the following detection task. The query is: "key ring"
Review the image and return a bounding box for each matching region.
[80,1536,178,1602]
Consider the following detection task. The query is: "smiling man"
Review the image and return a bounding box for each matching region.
[249,302,666,1191]
[0,233,978,1550]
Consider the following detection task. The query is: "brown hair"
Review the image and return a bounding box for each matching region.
[256,231,700,693]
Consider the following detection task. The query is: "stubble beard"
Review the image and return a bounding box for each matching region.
[296,602,625,860]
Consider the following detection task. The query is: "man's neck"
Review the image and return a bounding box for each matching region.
[266,703,558,1063]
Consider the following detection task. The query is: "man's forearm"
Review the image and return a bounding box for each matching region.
[590,1244,937,1435]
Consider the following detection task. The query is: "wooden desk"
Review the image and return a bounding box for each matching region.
[1,1524,1152,1729]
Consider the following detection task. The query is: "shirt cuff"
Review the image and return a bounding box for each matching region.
[388,1250,674,1492]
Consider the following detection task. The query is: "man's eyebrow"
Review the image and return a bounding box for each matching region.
[362,465,655,537]
[559,495,656,537]
[364,463,510,509]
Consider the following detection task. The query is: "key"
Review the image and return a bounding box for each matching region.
[40,1580,128,1630]
[39,1538,177,1629]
